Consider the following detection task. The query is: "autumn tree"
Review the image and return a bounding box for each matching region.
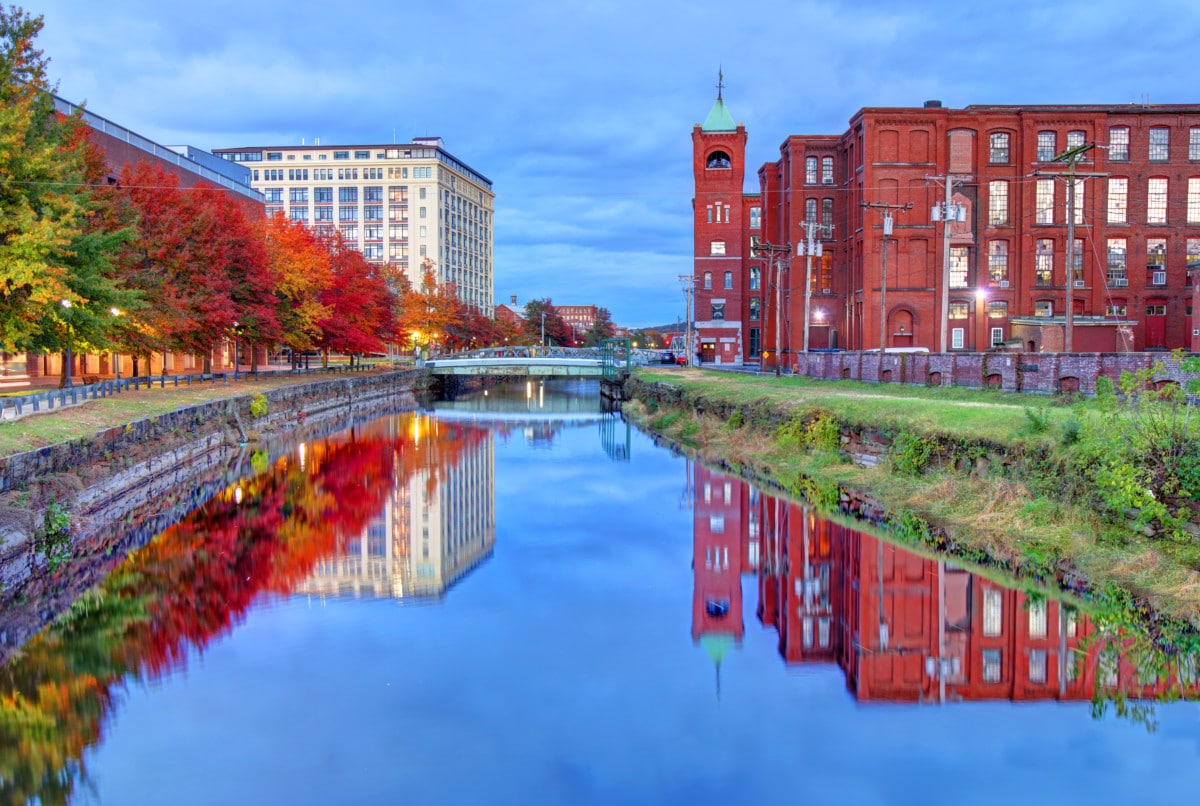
[315,240,396,366]
[0,5,131,368]
[261,215,332,367]
[395,258,465,354]
[581,307,616,347]
[521,298,570,346]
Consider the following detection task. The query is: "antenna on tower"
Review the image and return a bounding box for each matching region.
[716,66,724,101]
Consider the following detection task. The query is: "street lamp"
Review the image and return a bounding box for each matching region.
[232,320,240,381]
[60,299,74,388]
[110,307,123,380]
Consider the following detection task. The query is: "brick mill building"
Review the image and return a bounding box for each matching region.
[693,90,1200,366]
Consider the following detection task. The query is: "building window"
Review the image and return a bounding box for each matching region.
[991,326,1005,347]
[989,132,1010,163]
[749,327,761,358]
[821,198,833,229]
[1035,300,1054,317]
[1035,239,1054,286]
[267,151,283,161]
[724,271,733,290]
[1189,179,1200,224]
[952,327,964,349]
[706,205,713,224]
[805,198,817,223]
[710,240,725,256]
[338,187,358,203]
[1036,179,1054,224]
[988,300,1007,319]
[711,302,725,320]
[1070,179,1084,224]
[264,188,283,204]
[289,208,308,222]
[1147,237,1166,272]
[984,585,1003,638]
[706,150,731,169]
[948,302,969,319]
[1029,649,1048,684]
[749,266,761,291]
[749,298,760,320]
[315,187,333,203]
[821,156,834,184]
[983,649,1002,683]
[1107,177,1128,223]
[749,206,761,229]
[1146,303,1166,316]
[1028,599,1048,639]
[1109,126,1129,161]
[988,180,1008,225]
[1037,131,1056,162]
[314,205,332,222]
[364,186,383,202]
[419,207,426,218]
[1148,178,1168,224]
[1149,128,1170,161]
[1106,301,1128,317]
[1067,130,1086,153]
[1071,237,1084,285]
[1189,239,1200,276]
[949,246,968,288]
[1107,238,1128,285]
[805,156,817,184]
[703,271,712,290]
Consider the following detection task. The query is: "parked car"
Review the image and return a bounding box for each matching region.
[659,351,676,364]
[675,353,687,366]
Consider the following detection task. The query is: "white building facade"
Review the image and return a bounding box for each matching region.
[215,137,494,314]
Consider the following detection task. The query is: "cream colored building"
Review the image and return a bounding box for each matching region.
[215,137,494,314]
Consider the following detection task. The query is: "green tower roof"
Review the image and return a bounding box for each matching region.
[702,98,736,132]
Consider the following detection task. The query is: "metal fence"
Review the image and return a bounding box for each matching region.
[0,363,380,421]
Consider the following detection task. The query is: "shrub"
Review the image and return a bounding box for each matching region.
[31,500,72,572]
[249,393,269,418]
[890,432,935,476]
[806,413,842,453]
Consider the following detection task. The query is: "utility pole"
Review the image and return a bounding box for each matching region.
[753,241,791,375]
[796,219,834,354]
[678,274,695,366]
[861,201,912,352]
[928,175,968,353]
[1048,142,1098,353]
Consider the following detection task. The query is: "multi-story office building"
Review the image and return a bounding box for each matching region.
[693,90,1200,365]
[215,137,495,314]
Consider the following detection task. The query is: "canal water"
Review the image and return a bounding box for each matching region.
[2,379,1198,805]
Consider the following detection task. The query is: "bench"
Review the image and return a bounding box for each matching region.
[82,374,101,385]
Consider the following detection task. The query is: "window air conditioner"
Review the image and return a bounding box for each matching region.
[998,280,1010,288]
[1152,271,1166,285]
[1112,278,1129,287]
[1074,280,1086,287]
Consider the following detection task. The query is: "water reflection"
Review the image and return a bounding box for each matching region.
[689,461,1200,707]
[0,412,491,803]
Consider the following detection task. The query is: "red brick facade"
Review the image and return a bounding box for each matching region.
[695,95,1200,361]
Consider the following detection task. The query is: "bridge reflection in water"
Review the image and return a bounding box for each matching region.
[689,459,1200,706]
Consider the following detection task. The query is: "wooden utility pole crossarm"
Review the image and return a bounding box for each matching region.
[752,240,791,375]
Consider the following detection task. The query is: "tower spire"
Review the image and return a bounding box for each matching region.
[716,67,724,101]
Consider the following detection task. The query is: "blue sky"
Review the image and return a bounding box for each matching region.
[27,0,1200,328]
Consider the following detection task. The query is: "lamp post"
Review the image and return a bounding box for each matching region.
[60,299,74,388]
[232,320,240,381]
[110,307,122,380]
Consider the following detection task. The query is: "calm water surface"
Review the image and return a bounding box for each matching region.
[2,380,1199,805]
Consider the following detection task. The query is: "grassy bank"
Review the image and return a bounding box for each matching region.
[627,368,1200,631]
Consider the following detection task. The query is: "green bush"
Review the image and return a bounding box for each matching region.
[890,431,934,476]
[31,500,72,572]
[249,393,269,418]
[806,413,842,453]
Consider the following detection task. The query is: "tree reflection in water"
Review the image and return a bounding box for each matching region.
[0,413,484,804]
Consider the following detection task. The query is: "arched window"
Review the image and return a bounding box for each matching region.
[706,150,731,169]
[724,271,733,289]
[805,157,818,184]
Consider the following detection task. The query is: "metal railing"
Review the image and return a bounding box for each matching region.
[0,363,381,420]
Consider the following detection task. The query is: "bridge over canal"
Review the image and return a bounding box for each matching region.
[424,341,642,381]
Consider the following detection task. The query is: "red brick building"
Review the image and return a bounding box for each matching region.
[694,93,1200,365]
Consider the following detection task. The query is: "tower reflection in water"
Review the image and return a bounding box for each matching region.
[297,413,495,602]
[689,462,1200,704]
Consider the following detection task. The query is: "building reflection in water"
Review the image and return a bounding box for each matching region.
[297,413,496,602]
[689,462,1200,704]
